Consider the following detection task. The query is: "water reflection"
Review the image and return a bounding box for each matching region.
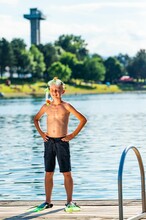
[0,93,146,200]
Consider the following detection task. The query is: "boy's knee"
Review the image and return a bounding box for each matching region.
[63,172,72,178]
[45,172,54,178]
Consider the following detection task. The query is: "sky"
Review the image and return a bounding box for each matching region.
[0,0,146,57]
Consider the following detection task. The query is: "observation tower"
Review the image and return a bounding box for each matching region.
[24,8,46,45]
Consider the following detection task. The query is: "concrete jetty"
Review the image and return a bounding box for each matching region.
[0,200,146,220]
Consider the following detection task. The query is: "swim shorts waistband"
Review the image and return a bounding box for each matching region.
[47,136,65,141]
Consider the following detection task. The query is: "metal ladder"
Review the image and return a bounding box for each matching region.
[118,146,146,220]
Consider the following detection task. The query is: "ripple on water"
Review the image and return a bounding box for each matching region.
[0,94,146,200]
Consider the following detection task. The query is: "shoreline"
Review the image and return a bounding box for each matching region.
[1,90,146,98]
[1,81,146,98]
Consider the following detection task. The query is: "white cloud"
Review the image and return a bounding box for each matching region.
[0,15,29,42]
[0,0,19,5]
[50,1,146,13]
[0,0,146,56]
[88,26,146,57]
[39,12,146,57]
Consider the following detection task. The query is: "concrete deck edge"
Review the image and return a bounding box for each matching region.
[0,199,142,206]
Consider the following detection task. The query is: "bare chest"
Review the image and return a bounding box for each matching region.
[46,105,69,120]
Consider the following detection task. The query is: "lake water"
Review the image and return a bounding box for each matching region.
[0,93,146,201]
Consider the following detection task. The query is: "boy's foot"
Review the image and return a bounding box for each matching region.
[33,202,53,212]
[64,202,81,213]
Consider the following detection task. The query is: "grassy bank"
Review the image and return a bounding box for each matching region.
[0,80,123,98]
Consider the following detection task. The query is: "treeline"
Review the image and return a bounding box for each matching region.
[0,35,146,83]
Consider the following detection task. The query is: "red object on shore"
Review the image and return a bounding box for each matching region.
[119,76,133,82]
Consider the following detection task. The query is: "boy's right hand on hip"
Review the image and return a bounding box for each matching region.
[42,133,49,142]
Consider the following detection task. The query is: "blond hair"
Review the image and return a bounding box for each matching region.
[48,77,65,88]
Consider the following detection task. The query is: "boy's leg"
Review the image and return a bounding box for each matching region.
[63,172,73,203]
[45,172,54,203]
[44,139,56,204]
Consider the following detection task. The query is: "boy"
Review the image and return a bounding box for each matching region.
[33,77,87,212]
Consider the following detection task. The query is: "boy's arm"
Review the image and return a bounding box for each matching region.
[62,103,87,142]
[33,104,48,142]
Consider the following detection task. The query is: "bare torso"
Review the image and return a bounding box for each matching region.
[45,101,70,138]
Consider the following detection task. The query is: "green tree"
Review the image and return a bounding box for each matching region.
[115,53,131,75]
[104,57,123,83]
[30,45,46,78]
[0,38,14,77]
[16,50,34,76]
[47,61,72,82]
[10,38,27,77]
[127,49,146,81]
[59,52,79,79]
[72,61,84,79]
[37,43,64,70]
[83,56,106,82]
[11,38,26,70]
[116,53,131,68]
[55,34,88,60]
[92,53,104,61]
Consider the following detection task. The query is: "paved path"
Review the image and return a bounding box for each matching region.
[0,200,146,220]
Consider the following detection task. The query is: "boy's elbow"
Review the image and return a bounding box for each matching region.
[85,118,87,124]
[33,116,38,123]
[83,117,87,124]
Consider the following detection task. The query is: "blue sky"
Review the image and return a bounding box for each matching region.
[0,0,145,57]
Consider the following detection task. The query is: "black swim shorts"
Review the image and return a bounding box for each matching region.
[44,137,71,173]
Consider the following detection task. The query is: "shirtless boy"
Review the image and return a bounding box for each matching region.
[34,77,87,212]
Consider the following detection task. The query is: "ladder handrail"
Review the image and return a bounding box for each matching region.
[118,146,146,220]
